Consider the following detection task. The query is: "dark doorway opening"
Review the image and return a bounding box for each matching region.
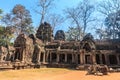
[119,55,120,65]
[67,54,72,64]
[51,53,57,62]
[85,55,91,64]
[78,54,80,64]
[96,54,100,64]
[14,49,21,61]
[109,55,117,65]
[59,54,65,63]
[102,54,106,64]
[48,53,50,62]
[40,53,43,62]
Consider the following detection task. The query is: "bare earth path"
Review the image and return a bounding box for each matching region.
[42,71,120,80]
[0,68,120,80]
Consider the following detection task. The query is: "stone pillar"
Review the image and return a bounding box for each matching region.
[65,54,67,63]
[43,53,45,63]
[100,54,103,64]
[37,52,41,63]
[105,54,109,65]
[16,52,19,60]
[75,54,78,64]
[92,50,96,64]
[50,52,52,63]
[116,54,120,65]
[72,54,75,63]
[56,54,59,63]
[80,50,84,64]
[1,54,3,61]
[12,52,15,61]
[45,51,48,62]
[21,49,24,62]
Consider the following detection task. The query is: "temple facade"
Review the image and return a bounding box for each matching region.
[0,22,120,69]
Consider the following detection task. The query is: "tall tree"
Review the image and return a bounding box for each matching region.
[12,4,33,35]
[0,26,14,46]
[65,27,83,41]
[46,13,64,32]
[98,0,120,39]
[2,13,14,26]
[36,0,54,24]
[98,0,120,16]
[0,8,3,19]
[95,28,108,39]
[65,0,94,38]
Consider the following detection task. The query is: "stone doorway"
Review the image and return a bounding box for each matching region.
[85,55,91,64]
[14,49,21,61]
[96,54,100,64]
[51,53,57,62]
[59,54,65,63]
[102,54,106,64]
[40,53,43,62]
[67,54,72,64]
[109,55,117,65]
[78,54,80,64]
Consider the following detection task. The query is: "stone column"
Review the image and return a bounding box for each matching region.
[105,54,109,65]
[21,49,25,62]
[37,52,41,63]
[12,52,15,61]
[45,51,48,62]
[50,52,52,63]
[80,50,84,64]
[100,54,103,64]
[75,54,78,64]
[72,54,75,63]
[1,54,3,61]
[16,52,19,60]
[43,53,45,63]
[65,54,67,63]
[92,50,96,64]
[116,54,120,65]
[56,54,59,63]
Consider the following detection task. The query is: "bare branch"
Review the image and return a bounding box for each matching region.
[36,0,55,24]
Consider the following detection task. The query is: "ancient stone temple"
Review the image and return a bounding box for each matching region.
[13,33,45,65]
[0,22,120,70]
[36,22,53,43]
[29,34,45,64]
[14,34,34,63]
[95,39,120,66]
[44,33,120,68]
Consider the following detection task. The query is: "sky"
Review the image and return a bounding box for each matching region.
[0,0,80,28]
[0,0,102,36]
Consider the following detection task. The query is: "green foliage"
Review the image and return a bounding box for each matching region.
[65,27,83,41]
[95,28,107,39]
[0,5,35,46]
[0,26,14,46]
[0,9,2,13]
[12,4,33,35]
[0,8,3,19]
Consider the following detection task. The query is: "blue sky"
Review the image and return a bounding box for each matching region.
[0,0,80,27]
[0,0,102,36]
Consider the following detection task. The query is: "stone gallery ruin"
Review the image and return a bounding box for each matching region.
[0,22,120,70]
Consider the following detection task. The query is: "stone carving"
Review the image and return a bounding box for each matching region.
[36,22,53,43]
[55,30,65,41]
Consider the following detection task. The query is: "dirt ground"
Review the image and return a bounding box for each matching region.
[0,68,120,80]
